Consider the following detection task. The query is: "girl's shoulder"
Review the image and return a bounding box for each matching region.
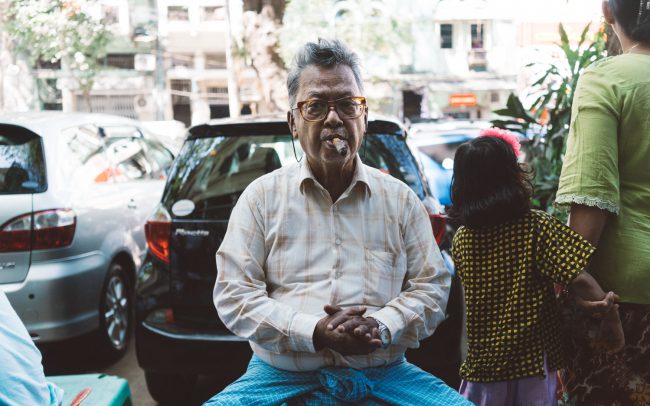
[529,209,553,221]
[528,209,560,229]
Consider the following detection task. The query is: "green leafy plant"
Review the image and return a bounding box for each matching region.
[4,0,111,109]
[492,23,607,217]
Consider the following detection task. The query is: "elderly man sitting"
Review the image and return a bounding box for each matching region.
[205,38,469,405]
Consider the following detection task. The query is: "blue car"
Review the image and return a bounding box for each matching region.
[410,122,530,208]
[414,134,477,207]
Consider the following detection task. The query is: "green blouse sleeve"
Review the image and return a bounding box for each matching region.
[555,63,621,214]
[533,212,596,285]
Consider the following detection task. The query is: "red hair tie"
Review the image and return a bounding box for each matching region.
[479,127,522,157]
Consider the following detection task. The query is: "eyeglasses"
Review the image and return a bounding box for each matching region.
[293,96,367,122]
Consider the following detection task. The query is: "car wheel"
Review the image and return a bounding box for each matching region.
[97,262,132,360]
[145,371,198,404]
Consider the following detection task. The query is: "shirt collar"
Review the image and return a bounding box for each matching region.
[298,154,372,197]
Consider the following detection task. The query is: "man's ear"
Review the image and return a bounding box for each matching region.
[602,0,615,24]
[287,110,298,139]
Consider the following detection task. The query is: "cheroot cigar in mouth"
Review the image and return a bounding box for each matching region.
[332,138,348,156]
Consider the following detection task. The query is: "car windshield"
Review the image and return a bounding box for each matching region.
[164,132,425,220]
[0,126,47,194]
[417,139,471,170]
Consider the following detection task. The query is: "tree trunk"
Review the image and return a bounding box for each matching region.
[242,0,288,113]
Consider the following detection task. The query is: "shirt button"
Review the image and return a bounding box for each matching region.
[334,270,342,279]
[335,238,342,245]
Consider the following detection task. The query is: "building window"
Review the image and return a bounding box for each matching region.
[471,23,484,49]
[440,24,453,49]
[205,53,227,69]
[36,58,61,70]
[490,92,500,103]
[168,6,189,22]
[201,6,225,21]
[38,78,62,110]
[171,54,194,68]
[103,54,135,69]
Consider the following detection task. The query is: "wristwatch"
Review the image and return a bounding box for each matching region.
[371,318,391,349]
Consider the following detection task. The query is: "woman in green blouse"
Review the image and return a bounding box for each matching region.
[556,0,650,403]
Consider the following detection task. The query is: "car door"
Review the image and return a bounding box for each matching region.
[127,138,173,255]
[103,135,169,262]
[0,125,46,284]
[60,125,135,260]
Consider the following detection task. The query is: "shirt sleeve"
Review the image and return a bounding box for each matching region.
[213,184,320,354]
[555,63,621,214]
[368,192,451,348]
[533,212,596,285]
[0,292,64,406]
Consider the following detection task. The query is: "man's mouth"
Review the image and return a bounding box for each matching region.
[321,134,347,142]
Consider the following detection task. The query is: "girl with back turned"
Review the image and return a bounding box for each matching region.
[448,130,624,406]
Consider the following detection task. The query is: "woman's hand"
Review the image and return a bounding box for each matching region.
[597,305,625,354]
[574,291,618,318]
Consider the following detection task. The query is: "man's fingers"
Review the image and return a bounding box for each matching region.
[327,313,359,331]
[324,304,342,315]
[353,324,370,337]
[325,306,367,330]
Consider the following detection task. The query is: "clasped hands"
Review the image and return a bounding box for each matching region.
[313,304,383,355]
[575,291,625,354]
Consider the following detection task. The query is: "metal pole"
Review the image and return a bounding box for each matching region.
[225,0,240,118]
[155,36,165,120]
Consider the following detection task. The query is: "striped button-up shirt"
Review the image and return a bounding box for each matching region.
[214,155,450,371]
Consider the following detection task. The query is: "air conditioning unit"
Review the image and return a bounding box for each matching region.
[134,54,156,72]
[133,94,155,121]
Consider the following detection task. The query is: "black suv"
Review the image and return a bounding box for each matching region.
[135,116,464,403]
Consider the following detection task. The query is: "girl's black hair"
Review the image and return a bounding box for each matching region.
[447,136,532,229]
[609,0,650,44]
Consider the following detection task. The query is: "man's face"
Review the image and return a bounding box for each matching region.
[288,64,367,169]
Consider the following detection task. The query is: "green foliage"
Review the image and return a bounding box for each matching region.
[4,0,111,96]
[492,23,607,217]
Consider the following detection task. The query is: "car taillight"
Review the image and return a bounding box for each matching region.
[0,214,32,252]
[145,204,171,264]
[429,213,446,246]
[32,209,76,250]
[0,209,76,253]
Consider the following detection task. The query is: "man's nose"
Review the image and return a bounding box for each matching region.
[323,106,343,127]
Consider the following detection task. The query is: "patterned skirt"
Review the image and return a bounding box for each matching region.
[558,300,650,406]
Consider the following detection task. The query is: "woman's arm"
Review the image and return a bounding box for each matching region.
[568,204,624,353]
[568,204,609,246]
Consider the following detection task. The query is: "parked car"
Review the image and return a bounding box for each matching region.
[409,121,490,207]
[409,120,529,208]
[135,116,464,403]
[0,112,174,360]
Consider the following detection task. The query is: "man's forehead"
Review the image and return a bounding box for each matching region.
[297,64,361,98]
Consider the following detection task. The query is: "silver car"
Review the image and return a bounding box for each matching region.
[0,112,174,359]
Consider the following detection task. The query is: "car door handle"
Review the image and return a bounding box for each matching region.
[128,199,137,209]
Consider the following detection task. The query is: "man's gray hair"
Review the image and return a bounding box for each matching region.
[287,38,364,107]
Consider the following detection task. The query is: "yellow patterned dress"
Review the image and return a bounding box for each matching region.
[452,210,595,383]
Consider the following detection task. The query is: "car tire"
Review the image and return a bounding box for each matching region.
[97,262,132,361]
[145,371,198,404]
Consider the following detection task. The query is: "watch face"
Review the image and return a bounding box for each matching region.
[379,327,390,346]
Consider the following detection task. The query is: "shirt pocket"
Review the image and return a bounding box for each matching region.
[364,248,406,305]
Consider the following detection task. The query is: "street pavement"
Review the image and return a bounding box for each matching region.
[39,332,229,405]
